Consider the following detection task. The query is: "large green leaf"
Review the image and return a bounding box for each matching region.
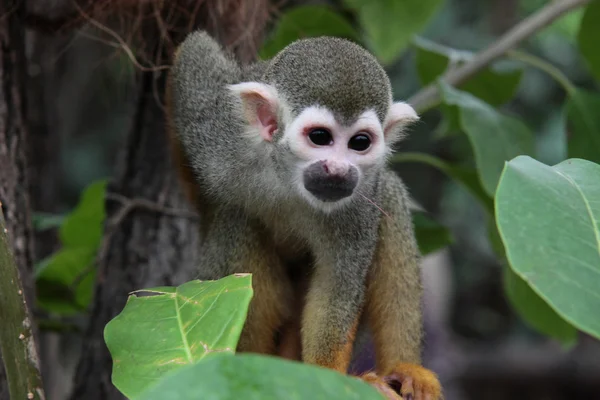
[578,0,600,81]
[504,266,577,345]
[59,179,107,248]
[414,40,523,106]
[105,274,254,399]
[343,0,443,65]
[439,82,534,196]
[259,5,359,59]
[496,156,600,340]
[139,353,383,400]
[413,211,453,255]
[565,89,600,164]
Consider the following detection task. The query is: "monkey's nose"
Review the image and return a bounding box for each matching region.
[303,161,358,202]
[322,160,350,176]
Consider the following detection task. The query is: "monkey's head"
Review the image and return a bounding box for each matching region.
[229,37,418,211]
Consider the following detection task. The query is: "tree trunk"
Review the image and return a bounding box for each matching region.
[69,3,270,398]
[0,0,43,398]
[68,69,201,400]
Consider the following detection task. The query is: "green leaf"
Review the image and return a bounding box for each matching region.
[578,0,600,81]
[139,353,383,400]
[344,0,443,65]
[414,40,523,106]
[439,82,535,196]
[59,179,107,248]
[414,42,449,86]
[496,156,600,340]
[36,247,97,314]
[32,212,65,231]
[504,266,577,345]
[392,152,493,214]
[105,274,254,399]
[565,89,600,164]
[259,5,359,59]
[412,211,453,255]
[460,68,523,107]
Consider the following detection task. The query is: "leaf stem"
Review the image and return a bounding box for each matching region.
[408,0,591,113]
[507,50,577,95]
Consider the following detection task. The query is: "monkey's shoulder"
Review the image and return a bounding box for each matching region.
[242,60,269,81]
[380,169,409,201]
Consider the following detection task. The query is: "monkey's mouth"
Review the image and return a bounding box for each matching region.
[303,176,357,202]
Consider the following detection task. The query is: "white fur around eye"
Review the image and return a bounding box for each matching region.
[281,106,388,165]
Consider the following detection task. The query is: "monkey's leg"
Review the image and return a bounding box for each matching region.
[199,208,293,355]
[301,265,362,372]
[364,176,442,400]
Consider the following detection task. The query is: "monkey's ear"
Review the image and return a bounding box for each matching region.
[228,82,280,142]
[383,101,419,144]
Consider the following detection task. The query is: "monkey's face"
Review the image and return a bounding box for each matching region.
[279,106,389,211]
[228,81,419,213]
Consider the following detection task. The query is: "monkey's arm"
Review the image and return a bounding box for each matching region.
[364,170,442,400]
[198,207,293,355]
[301,211,379,373]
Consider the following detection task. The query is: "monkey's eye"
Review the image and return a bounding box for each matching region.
[348,134,371,151]
[308,128,333,146]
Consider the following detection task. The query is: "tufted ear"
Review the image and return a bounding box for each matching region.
[228,82,280,142]
[383,101,419,144]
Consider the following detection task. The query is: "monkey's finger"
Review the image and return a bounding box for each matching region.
[361,373,403,400]
[399,376,414,400]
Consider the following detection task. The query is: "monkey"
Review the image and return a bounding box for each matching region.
[166,31,442,400]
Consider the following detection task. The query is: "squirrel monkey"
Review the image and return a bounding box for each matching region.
[166,31,442,400]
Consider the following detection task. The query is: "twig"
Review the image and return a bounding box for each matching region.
[79,193,200,283]
[408,0,591,113]
[71,2,171,72]
[105,193,199,223]
[0,204,46,400]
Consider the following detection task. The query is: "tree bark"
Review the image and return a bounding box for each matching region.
[69,3,270,398]
[68,69,201,400]
[0,0,44,398]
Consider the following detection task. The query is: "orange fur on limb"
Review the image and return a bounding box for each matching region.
[361,372,403,400]
[232,240,294,355]
[360,172,442,400]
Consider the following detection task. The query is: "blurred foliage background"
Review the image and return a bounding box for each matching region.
[5,0,599,399]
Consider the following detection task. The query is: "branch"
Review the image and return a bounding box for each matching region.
[408,0,592,113]
[0,205,45,400]
[105,193,199,224]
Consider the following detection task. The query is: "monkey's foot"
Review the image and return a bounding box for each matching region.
[377,363,442,400]
[361,372,403,400]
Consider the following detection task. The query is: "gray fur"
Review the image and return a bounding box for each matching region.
[170,31,421,367]
[265,37,392,124]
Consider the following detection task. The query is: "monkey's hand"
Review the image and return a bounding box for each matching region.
[362,364,442,400]
[361,372,402,400]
